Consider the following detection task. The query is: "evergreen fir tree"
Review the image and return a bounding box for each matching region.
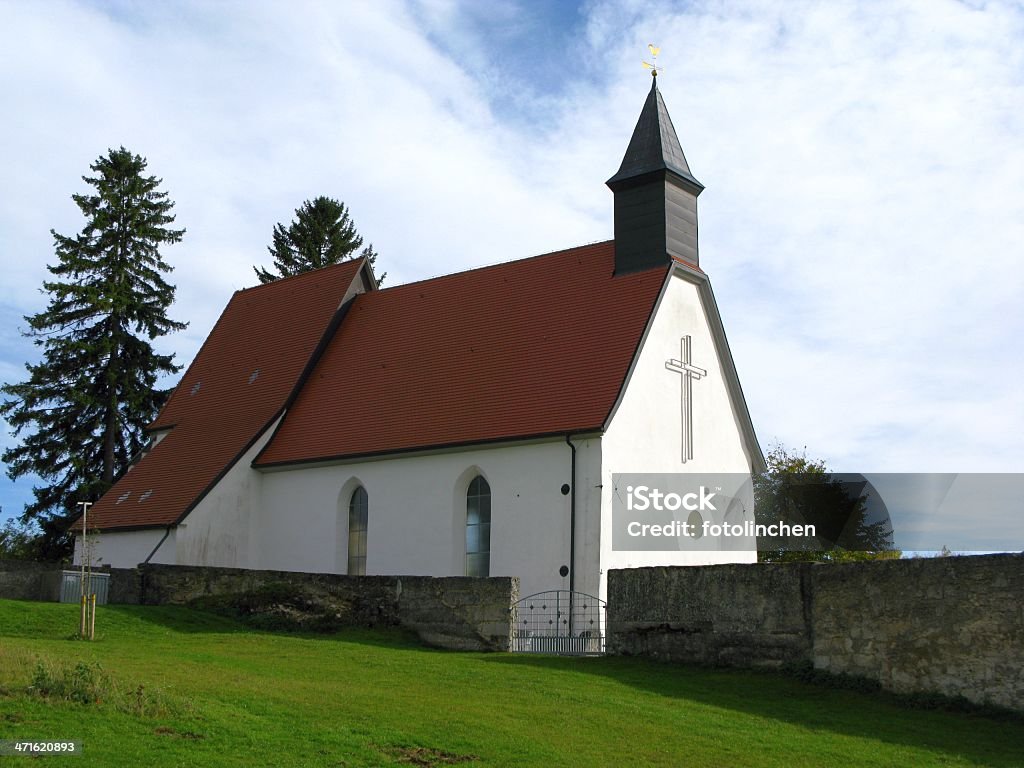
[253,196,385,284]
[0,147,186,556]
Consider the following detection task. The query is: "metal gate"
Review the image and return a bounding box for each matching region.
[510,590,606,655]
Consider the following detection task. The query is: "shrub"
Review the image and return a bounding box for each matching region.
[30,660,106,704]
[26,658,191,718]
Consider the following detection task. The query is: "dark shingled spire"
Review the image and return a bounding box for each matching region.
[607,77,704,273]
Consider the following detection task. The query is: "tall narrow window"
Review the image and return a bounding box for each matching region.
[465,476,491,577]
[347,486,368,576]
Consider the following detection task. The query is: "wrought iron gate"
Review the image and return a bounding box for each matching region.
[510,590,606,655]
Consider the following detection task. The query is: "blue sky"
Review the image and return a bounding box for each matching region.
[1,0,1023,526]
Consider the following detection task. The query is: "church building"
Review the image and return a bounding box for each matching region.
[77,77,763,601]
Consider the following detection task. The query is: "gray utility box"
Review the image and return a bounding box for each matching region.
[60,571,110,605]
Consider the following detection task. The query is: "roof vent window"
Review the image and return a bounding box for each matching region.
[190,381,202,396]
[248,369,260,385]
[138,490,153,502]
[116,491,131,504]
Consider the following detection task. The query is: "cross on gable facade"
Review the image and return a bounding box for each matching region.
[666,335,707,463]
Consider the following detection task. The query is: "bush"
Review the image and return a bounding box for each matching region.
[30,660,106,704]
[27,659,190,718]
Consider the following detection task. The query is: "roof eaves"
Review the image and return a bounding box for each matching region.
[253,428,608,472]
[74,521,174,535]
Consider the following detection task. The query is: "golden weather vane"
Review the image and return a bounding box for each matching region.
[642,43,662,77]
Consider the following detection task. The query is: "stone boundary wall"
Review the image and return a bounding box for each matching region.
[607,554,1024,712]
[0,559,63,603]
[0,560,517,652]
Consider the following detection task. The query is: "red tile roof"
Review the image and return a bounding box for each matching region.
[83,243,667,531]
[255,241,667,467]
[81,259,364,531]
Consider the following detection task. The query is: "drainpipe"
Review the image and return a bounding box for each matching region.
[565,434,577,632]
[143,525,172,564]
[139,524,173,605]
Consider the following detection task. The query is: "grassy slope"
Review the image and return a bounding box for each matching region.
[0,599,1020,767]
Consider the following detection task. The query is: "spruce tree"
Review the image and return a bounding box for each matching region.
[253,196,385,284]
[0,147,186,556]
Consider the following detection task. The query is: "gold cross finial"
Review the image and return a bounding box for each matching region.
[642,43,662,77]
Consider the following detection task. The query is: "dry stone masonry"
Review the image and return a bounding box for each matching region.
[607,554,1024,712]
[0,560,516,652]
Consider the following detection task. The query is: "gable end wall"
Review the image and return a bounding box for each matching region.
[598,270,758,595]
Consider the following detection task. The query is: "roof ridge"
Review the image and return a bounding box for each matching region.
[237,257,365,295]
[374,239,614,294]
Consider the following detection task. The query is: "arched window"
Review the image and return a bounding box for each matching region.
[347,486,368,576]
[465,476,491,577]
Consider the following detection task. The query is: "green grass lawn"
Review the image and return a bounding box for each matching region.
[0,599,1020,767]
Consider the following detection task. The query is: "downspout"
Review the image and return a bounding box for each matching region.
[139,524,173,605]
[143,526,172,564]
[565,434,577,633]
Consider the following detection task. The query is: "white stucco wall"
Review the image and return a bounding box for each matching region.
[74,527,176,568]
[599,269,758,595]
[87,424,606,600]
[171,416,282,568]
[79,418,278,570]
[256,437,600,600]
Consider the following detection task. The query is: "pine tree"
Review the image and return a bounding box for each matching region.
[253,196,385,284]
[0,147,186,556]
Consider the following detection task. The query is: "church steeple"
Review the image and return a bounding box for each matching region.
[607,76,704,273]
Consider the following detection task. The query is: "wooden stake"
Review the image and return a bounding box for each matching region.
[77,501,93,640]
[89,593,96,640]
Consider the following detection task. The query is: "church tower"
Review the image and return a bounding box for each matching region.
[607,74,704,273]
